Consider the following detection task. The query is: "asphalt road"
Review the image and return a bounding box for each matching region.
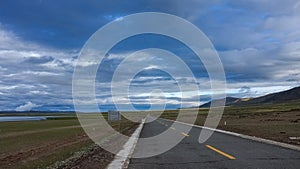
[128,118,300,169]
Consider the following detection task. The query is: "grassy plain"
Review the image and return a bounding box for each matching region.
[0,113,137,169]
[1,102,299,168]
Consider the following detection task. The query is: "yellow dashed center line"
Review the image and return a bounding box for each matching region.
[157,121,188,137]
[206,145,236,160]
[181,132,189,137]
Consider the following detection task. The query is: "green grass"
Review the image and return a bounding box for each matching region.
[0,127,85,155]
[224,101,300,115]
[0,119,80,134]
[0,114,137,169]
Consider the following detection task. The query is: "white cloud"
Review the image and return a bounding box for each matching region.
[144,65,160,70]
[1,1,300,111]
[29,90,49,95]
[3,71,62,77]
[15,101,39,111]
[0,84,35,90]
[0,26,77,110]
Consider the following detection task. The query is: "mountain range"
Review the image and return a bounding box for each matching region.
[200,86,300,108]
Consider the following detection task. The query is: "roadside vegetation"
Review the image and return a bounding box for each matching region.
[0,114,138,169]
[160,101,300,146]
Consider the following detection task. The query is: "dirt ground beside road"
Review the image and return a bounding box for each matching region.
[0,117,138,169]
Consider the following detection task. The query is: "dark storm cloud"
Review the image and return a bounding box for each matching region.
[0,0,185,49]
[23,56,54,64]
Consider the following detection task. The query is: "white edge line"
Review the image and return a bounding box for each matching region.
[162,118,300,151]
[107,118,146,169]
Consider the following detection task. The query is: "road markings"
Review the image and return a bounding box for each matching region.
[206,145,236,160]
[158,120,189,137]
[107,118,145,169]
[181,132,189,137]
[157,121,169,127]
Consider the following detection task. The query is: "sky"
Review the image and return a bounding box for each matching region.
[0,0,300,111]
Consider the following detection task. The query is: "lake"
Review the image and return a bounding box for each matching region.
[0,116,58,122]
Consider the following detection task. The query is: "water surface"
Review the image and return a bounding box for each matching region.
[0,116,59,122]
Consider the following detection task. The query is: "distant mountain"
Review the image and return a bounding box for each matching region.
[199,86,300,107]
[199,97,240,108]
[235,86,300,106]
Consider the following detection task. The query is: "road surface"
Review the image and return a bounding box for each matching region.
[128,118,300,169]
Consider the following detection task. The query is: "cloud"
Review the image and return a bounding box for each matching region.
[238,86,251,93]
[15,101,39,111]
[23,56,54,64]
[0,1,300,111]
[0,0,203,49]
[0,26,76,111]
[0,65,7,71]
